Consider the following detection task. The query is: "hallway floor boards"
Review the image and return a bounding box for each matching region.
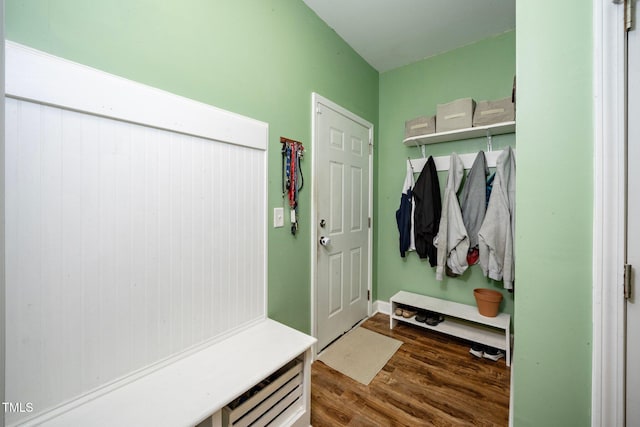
[311,312,510,426]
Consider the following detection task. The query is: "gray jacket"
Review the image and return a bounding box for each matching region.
[478,146,516,289]
[460,151,489,249]
[434,153,469,280]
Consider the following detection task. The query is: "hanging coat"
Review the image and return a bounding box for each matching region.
[434,153,469,280]
[413,156,441,266]
[395,162,416,257]
[459,151,489,264]
[478,146,516,289]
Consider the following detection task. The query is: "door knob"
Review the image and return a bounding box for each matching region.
[319,236,331,246]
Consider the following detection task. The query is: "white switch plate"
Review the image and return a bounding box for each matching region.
[274,207,284,228]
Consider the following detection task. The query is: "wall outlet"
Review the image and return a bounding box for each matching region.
[274,207,284,228]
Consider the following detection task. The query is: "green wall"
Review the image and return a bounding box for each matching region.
[6,1,597,424]
[376,32,516,314]
[513,1,593,425]
[5,0,379,334]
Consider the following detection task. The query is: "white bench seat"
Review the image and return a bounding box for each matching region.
[24,319,316,427]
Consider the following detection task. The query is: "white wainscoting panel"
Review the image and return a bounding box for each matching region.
[5,98,266,424]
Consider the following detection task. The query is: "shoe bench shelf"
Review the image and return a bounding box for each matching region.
[25,319,316,427]
[390,291,511,366]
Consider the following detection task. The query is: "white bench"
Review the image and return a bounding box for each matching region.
[390,291,511,366]
[23,319,316,427]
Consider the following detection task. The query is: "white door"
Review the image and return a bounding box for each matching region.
[627,6,640,423]
[313,94,372,351]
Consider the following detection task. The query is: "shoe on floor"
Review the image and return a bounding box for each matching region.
[469,343,484,358]
[483,347,505,361]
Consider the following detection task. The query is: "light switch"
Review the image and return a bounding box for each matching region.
[274,207,284,228]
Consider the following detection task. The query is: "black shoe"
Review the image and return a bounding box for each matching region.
[415,311,427,323]
[470,343,484,358]
[424,311,444,326]
[425,311,440,326]
[483,346,505,361]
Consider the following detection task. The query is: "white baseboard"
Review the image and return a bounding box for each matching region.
[373,300,391,315]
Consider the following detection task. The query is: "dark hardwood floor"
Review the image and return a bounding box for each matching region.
[311,313,510,426]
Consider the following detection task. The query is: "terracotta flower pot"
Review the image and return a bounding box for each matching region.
[473,288,503,317]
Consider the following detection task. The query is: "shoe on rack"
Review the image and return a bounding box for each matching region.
[402,308,417,318]
[483,347,505,361]
[425,312,445,326]
[394,306,404,316]
[469,343,484,358]
[415,311,427,323]
[425,312,439,326]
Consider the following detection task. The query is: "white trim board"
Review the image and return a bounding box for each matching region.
[408,149,514,173]
[1,5,6,427]
[373,300,391,316]
[591,1,626,426]
[5,41,267,151]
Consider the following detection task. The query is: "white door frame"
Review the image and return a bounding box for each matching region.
[592,1,626,426]
[1,4,6,427]
[310,93,373,356]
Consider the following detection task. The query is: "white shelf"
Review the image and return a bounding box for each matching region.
[390,291,511,366]
[403,121,515,146]
[389,314,506,350]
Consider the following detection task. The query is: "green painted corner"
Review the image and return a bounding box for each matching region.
[375,31,516,314]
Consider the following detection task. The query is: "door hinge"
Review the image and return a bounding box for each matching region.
[368,217,371,228]
[624,264,632,299]
[614,0,634,31]
[367,290,371,301]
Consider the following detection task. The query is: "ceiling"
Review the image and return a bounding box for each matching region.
[302,0,515,73]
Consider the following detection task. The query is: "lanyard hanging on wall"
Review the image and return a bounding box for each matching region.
[281,137,304,235]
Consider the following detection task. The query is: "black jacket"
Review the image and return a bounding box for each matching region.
[413,156,441,266]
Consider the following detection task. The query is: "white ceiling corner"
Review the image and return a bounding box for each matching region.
[302,0,515,73]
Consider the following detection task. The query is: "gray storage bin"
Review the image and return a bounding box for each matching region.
[405,115,436,138]
[436,98,476,132]
[473,97,515,126]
